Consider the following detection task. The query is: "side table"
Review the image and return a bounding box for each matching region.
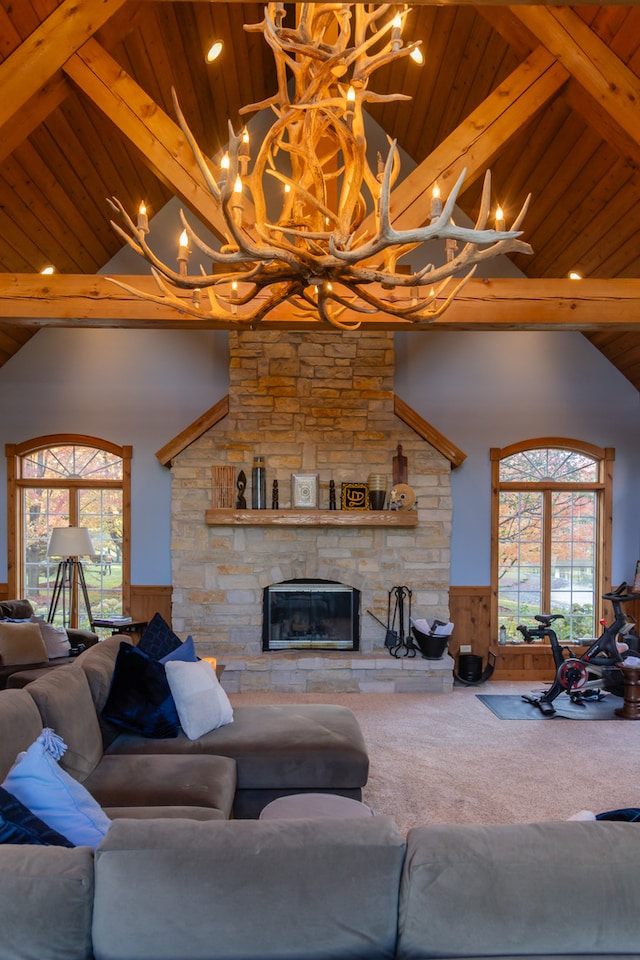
[614,661,640,720]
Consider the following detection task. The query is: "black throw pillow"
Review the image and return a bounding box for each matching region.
[136,613,182,660]
[101,642,179,739]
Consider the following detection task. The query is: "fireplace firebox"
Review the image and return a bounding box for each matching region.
[263,580,360,651]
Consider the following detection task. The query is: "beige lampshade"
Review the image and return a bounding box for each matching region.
[47,526,95,558]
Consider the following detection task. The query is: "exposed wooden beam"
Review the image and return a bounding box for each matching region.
[394,396,466,468]
[156,395,229,466]
[1,275,640,331]
[137,1,640,6]
[0,0,128,133]
[361,46,568,237]
[511,6,640,159]
[62,39,229,242]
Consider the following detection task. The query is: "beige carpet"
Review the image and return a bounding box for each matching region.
[231,680,640,836]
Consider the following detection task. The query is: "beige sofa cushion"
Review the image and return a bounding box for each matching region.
[397,821,640,959]
[0,688,44,780]
[0,845,94,960]
[93,816,405,960]
[0,621,47,666]
[26,666,104,781]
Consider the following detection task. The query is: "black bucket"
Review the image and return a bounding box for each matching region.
[411,627,448,659]
[457,653,483,684]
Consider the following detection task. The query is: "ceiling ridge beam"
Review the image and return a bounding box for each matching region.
[511,6,640,158]
[362,45,568,237]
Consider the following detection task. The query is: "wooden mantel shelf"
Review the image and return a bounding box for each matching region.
[205,508,418,527]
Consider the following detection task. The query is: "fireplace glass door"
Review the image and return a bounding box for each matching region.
[263,580,360,651]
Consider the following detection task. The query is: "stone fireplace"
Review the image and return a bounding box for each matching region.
[170,330,455,692]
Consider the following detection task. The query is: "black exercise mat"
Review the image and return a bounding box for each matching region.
[476,693,623,720]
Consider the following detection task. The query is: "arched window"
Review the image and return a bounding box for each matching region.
[6,435,132,628]
[490,439,613,642]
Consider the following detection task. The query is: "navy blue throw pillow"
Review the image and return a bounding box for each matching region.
[0,786,73,846]
[101,642,179,739]
[596,808,640,822]
[136,613,182,660]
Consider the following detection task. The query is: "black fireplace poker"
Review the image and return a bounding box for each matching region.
[388,585,417,658]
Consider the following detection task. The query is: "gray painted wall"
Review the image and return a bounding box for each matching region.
[395,329,640,587]
[0,324,638,589]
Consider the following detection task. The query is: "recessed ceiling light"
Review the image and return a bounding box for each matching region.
[568,271,582,280]
[206,40,223,63]
[40,265,55,275]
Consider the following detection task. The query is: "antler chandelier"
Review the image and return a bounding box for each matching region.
[109,3,532,330]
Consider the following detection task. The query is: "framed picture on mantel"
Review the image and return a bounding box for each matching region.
[291,474,319,509]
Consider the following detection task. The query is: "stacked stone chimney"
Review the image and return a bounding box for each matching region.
[170,330,453,691]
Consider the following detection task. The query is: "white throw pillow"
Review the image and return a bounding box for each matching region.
[164,659,233,740]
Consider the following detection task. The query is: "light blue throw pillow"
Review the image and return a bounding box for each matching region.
[2,729,110,848]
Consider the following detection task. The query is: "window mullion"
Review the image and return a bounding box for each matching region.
[541,490,552,615]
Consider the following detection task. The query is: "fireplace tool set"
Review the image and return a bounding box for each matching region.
[368,586,418,658]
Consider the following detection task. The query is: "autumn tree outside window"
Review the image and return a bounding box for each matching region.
[490,439,613,643]
[6,435,131,628]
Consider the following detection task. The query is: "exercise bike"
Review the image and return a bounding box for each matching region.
[518,582,640,716]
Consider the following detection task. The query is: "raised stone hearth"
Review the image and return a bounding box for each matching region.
[170,330,455,692]
[220,651,455,694]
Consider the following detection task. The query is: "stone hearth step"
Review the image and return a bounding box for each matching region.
[219,651,454,694]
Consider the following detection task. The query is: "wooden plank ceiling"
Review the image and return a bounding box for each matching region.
[0,1,640,390]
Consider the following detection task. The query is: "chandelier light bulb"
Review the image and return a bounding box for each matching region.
[430,182,443,220]
[495,206,505,231]
[233,175,243,194]
[410,46,424,65]
[137,202,149,233]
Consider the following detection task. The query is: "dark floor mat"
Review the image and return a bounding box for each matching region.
[476,693,623,720]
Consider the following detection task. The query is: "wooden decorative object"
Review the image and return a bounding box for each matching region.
[211,465,236,509]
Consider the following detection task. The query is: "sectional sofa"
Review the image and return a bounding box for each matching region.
[0,598,98,689]
[3,634,640,960]
[3,811,640,960]
[0,635,370,820]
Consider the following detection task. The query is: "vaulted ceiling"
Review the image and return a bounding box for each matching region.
[1,1,640,390]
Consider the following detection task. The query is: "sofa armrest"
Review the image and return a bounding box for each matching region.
[66,628,99,653]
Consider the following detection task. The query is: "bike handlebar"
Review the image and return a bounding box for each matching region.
[602,582,636,603]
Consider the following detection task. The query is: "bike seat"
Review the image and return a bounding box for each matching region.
[534,613,564,625]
